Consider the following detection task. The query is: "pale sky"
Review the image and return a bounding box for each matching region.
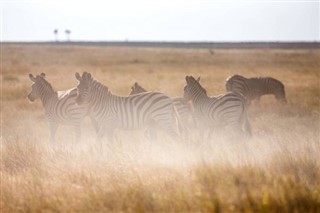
[1,0,319,42]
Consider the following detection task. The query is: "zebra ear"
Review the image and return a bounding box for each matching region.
[40,73,46,78]
[196,77,200,82]
[87,73,92,79]
[75,72,81,81]
[185,76,189,82]
[29,74,36,82]
[134,82,138,87]
[186,76,192,83]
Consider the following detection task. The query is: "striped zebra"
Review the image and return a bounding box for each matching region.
[184,76,251,137]
[129,82,197,135]
[75,72,179,143]
[28,73,89,143]
[225,74,287,104]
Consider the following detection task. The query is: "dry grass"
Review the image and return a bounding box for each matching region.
[1,44,320,212]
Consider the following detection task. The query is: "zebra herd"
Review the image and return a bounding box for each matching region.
[28,72,287,143]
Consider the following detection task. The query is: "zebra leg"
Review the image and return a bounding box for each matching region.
[97,126,105,142]
[96,126,106,152]
[97,125,115,146]
[49,122,58,143]
[155,120,180,142]
[91,117,100,134]
[145,123,158,142]
[243,118,252,137]
[196,122,209,143]
[105,128,115,144]
[178,124,188,142]
[74,124,82,143]
[202,126,214,143]
[228,122,249,140]
[253,97,260,106]
[239,104,252,137]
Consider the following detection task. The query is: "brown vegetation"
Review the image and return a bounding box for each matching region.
[1,44,320,212]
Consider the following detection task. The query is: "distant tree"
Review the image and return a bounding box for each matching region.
[54,29,58,42]
[65,29,71,41]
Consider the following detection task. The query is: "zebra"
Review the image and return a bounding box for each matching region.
[74,72,180,143]
[225,74,287,104]
[27,73,89,143]
[129,82,197,135]
[183,76,251,137]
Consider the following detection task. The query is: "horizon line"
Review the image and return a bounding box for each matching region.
[2,40,319,49]
[1,40,320,43]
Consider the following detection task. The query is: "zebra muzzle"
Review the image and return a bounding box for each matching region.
[27,94,35,102]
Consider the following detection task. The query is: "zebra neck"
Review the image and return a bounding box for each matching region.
[40,88,58,109]
[89,81,115,115]
[191,92,209,112]
[191,91,207,105]
[256,78,270,94]
[266,82,278,95]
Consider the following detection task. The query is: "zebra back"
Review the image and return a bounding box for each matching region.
[225,74,248,95]
[129,82,196,131]
[226,74,286,103]
[254,77,286,102]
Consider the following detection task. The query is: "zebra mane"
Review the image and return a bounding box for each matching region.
[91,78,110,94]
[186,76,207,95]
[255,77,285,87]
[226,74,247,82]
[37,75,57,95]
[230,75,284,88]
[81,72,120,98]
[80,72,110,93]
[132,82,147,93]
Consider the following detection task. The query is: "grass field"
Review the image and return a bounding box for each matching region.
[1,43,320,212]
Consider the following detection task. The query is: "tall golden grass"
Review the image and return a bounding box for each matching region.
[1,44,320,212]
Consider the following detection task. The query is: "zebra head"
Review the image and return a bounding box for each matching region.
[277,85,287,103]
[75,72,92,105]
[273,80,287,103]
[28,73,46,102]
[183,76,205,101]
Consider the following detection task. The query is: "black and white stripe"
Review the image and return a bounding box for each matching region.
[226,74,287,103]
[130,82,197,134]
[75,72,179,142]
[28,73,88,143]
[184,76,251,136]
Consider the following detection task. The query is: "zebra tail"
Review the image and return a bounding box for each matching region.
[241,99,252,137]
[225,79,233,92]
[173,106,183,135]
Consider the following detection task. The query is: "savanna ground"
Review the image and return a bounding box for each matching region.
[1,43,320,212]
